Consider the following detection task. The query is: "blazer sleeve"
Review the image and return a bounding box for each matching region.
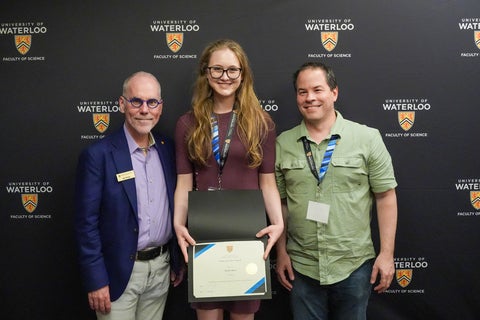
[74,145,110,292]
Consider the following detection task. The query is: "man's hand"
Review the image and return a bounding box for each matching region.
[275,250,295,291]
[170,266,186,287]
[88,285,111,314]
[370,253,395,293]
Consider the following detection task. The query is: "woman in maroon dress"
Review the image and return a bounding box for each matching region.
[174,39,284,320]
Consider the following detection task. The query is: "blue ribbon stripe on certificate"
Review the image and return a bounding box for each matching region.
[194,243,216,259]
[245,277,266,294]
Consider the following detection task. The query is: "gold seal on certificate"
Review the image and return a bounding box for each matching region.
[192,240,267,298]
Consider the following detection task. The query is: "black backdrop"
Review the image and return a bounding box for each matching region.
[1,1,480,319]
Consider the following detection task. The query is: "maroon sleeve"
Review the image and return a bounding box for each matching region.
[174,113,194,174]
[259,122,277,174]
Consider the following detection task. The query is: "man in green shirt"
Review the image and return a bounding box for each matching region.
[275,62,398,320]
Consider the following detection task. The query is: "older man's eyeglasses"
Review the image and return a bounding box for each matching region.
[206,66,242,80]
[122,96,163,109]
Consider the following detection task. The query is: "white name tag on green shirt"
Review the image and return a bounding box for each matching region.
[306,201,330,224]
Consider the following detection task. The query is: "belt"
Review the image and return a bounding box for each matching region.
[136,245,166,261]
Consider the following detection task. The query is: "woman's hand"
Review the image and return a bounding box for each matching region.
[256,223,283,260]
[175,224,196,263]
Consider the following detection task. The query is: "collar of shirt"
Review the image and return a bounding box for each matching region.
[297,110,344,143]
[123,124,156,154]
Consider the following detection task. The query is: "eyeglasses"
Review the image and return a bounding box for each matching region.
[122,96,163,109]
[206,66,242,80]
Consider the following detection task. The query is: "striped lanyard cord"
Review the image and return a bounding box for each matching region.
[211,106,238,178]
[301,134,340,185]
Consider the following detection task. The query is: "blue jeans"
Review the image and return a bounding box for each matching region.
[290,259,373,320]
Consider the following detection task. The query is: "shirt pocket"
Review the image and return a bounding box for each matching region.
[330,157,368,193]
[279,159,310,194]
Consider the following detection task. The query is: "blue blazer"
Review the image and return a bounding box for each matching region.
[75,127,180,301]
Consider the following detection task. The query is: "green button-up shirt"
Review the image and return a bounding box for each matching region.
[275,111,397,284]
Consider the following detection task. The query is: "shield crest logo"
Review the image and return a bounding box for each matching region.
[396,269,413,288]
[321,32,338,52]
[398,112,415,131]
[470,191,480,210]
[15,35,32,55]
[166,33,183,53]
[93,113,110,133]
[226,245,233,253]
[475,31,480,50]
[22,193,38,213]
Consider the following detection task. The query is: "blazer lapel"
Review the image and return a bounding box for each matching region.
[110,129,138,217]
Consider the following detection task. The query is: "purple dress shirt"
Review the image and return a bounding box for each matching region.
[124,126,172,250]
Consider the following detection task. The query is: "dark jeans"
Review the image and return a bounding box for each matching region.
[291,259,373,320]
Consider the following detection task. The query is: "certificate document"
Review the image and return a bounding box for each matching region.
[187,190,272,302]
[192,240,267,299]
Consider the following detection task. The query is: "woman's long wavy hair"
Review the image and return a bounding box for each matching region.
[186,39,273,168]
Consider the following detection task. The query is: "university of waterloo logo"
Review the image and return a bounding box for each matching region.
[475,31,480,49]
[15,35,31,55]
[455,179,480,215]
[166,33,183,53]
[321,32,338,51]
[150,19,200,60]
[304,18,354,57]
[398,112,415,131]
[76,100,119,140]
[471,191,480,210]
[6,181,53,219]
[21,193,38,213]
[93,113,110,133]
[396,269,413,288]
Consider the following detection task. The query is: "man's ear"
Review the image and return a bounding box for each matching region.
[118,97,126,113]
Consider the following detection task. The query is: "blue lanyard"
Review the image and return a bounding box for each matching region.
[211,106,238,176]
[301,134,340,185]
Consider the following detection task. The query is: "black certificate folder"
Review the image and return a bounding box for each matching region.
[187,189,267,240]
[187,189,272,302]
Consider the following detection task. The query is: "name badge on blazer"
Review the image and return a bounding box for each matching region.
[116,170,135,182]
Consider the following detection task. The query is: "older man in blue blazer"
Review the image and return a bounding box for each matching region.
[75,71,183,319]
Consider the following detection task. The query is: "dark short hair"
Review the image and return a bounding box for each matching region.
[293,62,338,91]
